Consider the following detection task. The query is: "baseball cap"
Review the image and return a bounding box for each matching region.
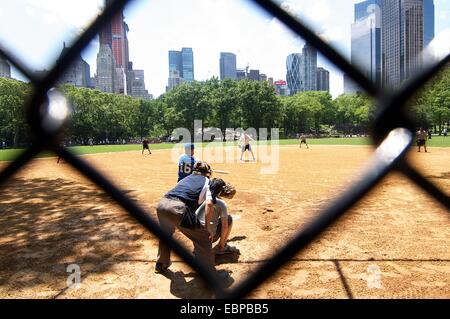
[184,143,195,149]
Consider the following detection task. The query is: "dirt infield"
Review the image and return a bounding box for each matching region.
[0,145,448,299]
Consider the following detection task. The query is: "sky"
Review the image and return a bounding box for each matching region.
[1,0,449,98]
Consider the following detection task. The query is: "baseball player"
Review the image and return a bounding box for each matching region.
[416,128,428,152]
[155,161,215,273]
[239,132,256,161]
[142,138,152,155]
[299,134,309,149]
[195,181,237,255]
[178,143,197,182]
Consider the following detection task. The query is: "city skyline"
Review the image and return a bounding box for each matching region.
[346,0,438,93]
[1,0,449,98]
[286,42,329,95]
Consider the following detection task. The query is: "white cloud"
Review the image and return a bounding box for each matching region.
[307,1,331,22]
[25,5,34,17]
[426,28,450,60]
[438,11,448,20]
[43,12,58,25]
[320,26,345,43]
[281,0,332,24]
[26,0,103,29]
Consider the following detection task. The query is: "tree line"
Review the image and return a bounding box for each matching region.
[409,65,450,134]
[1,68,448,147]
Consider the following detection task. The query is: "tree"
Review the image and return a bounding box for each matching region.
[236,80,281,135]
[409,65,450,133]
[0,78,32,147]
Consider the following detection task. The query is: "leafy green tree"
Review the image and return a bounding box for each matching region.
[0,78,32,147]
[411,65,450,133]
[236,80,281,135]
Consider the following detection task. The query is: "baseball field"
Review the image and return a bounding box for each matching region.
[0,143,448,298]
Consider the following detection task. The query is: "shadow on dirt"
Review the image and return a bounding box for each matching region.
[0,177,147,292]
[161,269,234,299]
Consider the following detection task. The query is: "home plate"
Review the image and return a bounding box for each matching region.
[231,215,241,221]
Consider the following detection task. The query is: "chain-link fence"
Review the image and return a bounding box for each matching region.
[0,0,448,299]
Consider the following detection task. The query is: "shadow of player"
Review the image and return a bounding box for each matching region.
[215,247,241,266]
[162,269,234,299]
[228,236,247,242]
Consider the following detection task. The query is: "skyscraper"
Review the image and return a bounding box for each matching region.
[168,51,181,92]
[423,0,435,48]
[355,0,382,20]
[286,53,302,95]
[167,48,195,88]
[99,14,112,47]
[382,0,424,88]
[181,48,194,82]
[301,43,317,91]
[103,0,129,71]
[0,57,11,78]
[97,0,130,94]
[351,0,382,86]
[248,69,260,81]
[95,43,116,93]
[169,51,182,73]
[57,43,91,88]
[129,69,151,100]
[316,67,330,92]
[167,70,183,92]
[219,52,237,80]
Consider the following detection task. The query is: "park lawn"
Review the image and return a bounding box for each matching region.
[424,136,450,147]
[0,149,26,162]
[279,135,449,147]
[1,136,449,162]
[278,137,373,145]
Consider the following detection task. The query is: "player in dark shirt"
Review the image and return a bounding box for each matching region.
[178,143,196,182]
[142,139,152,155]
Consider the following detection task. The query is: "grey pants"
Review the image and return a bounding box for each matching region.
[156,197,215,271]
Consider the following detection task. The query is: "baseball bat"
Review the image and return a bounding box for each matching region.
[213,169,230,174]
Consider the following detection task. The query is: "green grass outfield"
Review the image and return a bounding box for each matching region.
[1,136,449,162]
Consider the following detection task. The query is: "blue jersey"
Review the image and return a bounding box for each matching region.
[178,154,196,182]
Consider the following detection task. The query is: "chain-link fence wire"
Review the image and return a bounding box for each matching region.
[0,0,448,299]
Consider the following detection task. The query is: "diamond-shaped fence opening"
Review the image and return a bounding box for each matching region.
[0,0,448,299]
